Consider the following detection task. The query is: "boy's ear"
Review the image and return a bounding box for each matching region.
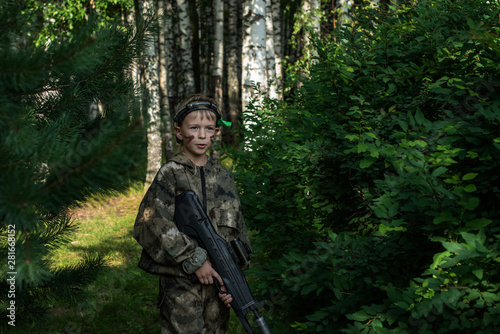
[174,126,182,141]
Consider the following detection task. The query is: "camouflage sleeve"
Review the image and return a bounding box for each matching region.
[133,168,207,273]
[228,174,252,263]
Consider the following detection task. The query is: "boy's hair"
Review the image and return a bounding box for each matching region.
[174,95,221,126]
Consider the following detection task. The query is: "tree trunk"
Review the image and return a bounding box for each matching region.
[138,0,162,189]
[159,0,174,160]
[166,0,177,108]
[338,0,353,25]
[302,0,321,63]
[271,0,283,98]
[211,0,224,159]
[226,0,242,147]
[213,0,224,103]
[265,0,278,99]
[242,0,267,111]
[176,0,196,96]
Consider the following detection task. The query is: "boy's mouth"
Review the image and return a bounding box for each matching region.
[196,144,207,149]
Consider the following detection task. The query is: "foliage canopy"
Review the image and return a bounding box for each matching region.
[0,1,146,326]
[230,0,500,332]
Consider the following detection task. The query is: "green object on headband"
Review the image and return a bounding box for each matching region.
[219,119,232,127]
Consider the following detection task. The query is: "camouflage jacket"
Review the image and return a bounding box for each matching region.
[133,154,251,277]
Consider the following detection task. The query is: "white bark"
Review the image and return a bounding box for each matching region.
[302,0,321,61]
[212,0,224,159]
[166,0,176,101]
[226,0,241,147]
[338,0,353,25]
[213,0,224,102]
[158,0,174,159]
[265,0,278,99]
[140,0,162,188]
[176,0,196,96]
[271,0,283,98]
[242,0,267,111]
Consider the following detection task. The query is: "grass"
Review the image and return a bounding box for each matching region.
[14,184,247,333]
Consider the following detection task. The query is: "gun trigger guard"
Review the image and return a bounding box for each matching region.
[213,277,225,294]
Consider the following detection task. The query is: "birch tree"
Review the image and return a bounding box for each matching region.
[265,0,278,99]
[338,0,353,25]
[213,0,224,103]
[136,0,162,188]
[158,0,174,160]
[226,0,242,147]
[301,0,321,65]
[176,0,196,96]
[212,0,224,158]
[166,0,177,105]
[242,0,267,111]
[270,0,283,98]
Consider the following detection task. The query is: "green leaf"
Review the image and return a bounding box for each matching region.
[472,268,483,280]
[360,157,376,168]
[347,310,371,322]
[466,218,492,230]
[441,288,461,309]
[463,184,477,193]
[432,166,447,177]
[431,250,452,269]
[306,310,330,322]
[442,241,468,253]
[357,142,368,153]
[369,147,380,158]
[462,173,478,181]
[413,140,427,147]
[414,110,428,126]
[463,197,480,211]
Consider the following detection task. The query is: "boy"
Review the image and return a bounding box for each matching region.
[134,95,251,334]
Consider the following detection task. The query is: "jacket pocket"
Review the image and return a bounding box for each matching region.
[208,208,240,241]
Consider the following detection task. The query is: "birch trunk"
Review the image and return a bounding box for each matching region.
[176,0,196,96]
[271,0,283,98]
[213,0,224,103]
[198,1,213,95]
[338,0,353,25]
[302,0,321,62]
[166,0,177,105]
[211,0,224,159]
[265,0,277,99]
[242,0,267,111]
[137,0,162,189]
[226,0,242,147]
[158,0,174,160]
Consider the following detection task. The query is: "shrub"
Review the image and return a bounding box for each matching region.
[230,0,500,332]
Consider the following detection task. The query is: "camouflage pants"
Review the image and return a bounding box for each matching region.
[158,275,230,334]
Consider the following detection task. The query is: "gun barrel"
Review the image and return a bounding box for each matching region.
[175,190,271,333]
[254,310,272,334]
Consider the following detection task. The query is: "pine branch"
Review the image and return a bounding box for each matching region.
[42,116,143,193]
[83,12,157,84]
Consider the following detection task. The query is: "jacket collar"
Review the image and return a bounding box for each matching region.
[169,154,219,175]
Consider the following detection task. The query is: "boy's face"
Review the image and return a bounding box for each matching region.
[174,111,219,165]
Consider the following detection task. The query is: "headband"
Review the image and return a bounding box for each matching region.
[173,102,221,125]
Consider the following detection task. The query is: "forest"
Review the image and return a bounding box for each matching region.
[1,0,500,333]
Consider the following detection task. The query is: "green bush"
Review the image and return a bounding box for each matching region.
[230,0,500,332]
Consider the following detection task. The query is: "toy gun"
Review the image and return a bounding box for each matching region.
[175,190,271,334]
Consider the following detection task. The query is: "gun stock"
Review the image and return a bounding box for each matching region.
[175,190,271,334]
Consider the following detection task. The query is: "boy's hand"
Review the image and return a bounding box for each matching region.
[219,284,232,308]
[195,260,232,308]
[195,260,221,285]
